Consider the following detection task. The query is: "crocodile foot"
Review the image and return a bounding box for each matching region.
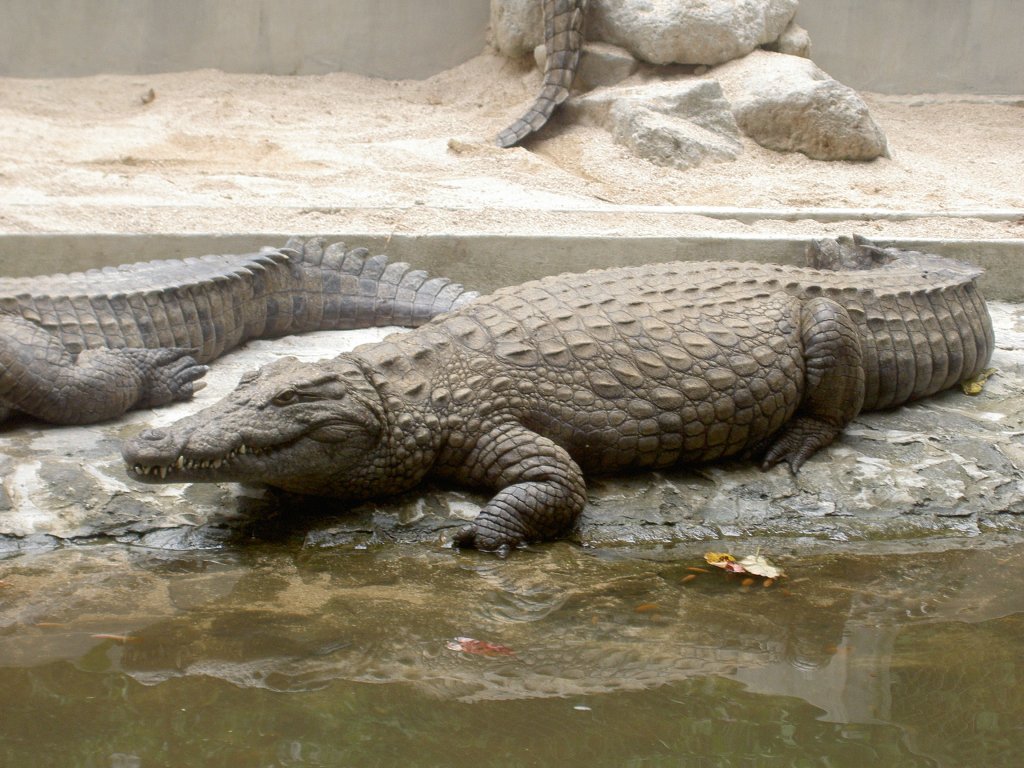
[126,347,209,407]
[760,416,843,472]
[452,517,528,555]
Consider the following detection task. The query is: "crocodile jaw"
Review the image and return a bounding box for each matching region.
[126,439,276,483]
[122,354,393,496]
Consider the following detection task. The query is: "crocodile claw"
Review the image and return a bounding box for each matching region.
[760,416,843,473]
[452,523,516,556]
[126,347,210,407]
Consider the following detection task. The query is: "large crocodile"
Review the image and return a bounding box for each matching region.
[0,238,477,426]
[123,237,994,551]
[496,0,587,147]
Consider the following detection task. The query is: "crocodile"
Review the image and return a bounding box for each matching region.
[496,0,587,147]
[123,236,995,551]
[0,238,477,426]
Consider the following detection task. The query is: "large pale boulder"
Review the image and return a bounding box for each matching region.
[492,0,800,65]
[714,50,889,160]
[590,0,799,65]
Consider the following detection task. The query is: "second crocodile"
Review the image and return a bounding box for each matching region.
[123,237,995,551]
[0,237,477,425]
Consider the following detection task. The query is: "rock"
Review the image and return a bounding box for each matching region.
[609,103,741,170]
[535,41,640,89]
[763,19,812,58]
[490,0,543,57]
[493,0,800,66]
[715,50,889,160]
[589,0,799,66]
[565,79,742,169]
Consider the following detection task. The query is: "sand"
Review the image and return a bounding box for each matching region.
[0,52,1022,240]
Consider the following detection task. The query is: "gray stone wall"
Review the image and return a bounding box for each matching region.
[0,0,1020,93]
[0,0,490,80]
[797,0,1023,94]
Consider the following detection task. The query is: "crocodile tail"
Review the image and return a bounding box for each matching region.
[495,0,586,148]
[284,237,478,330]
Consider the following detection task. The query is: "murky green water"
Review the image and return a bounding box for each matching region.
[1,538,1022,767]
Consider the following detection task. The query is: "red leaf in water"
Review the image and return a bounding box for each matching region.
[446,636,516,657]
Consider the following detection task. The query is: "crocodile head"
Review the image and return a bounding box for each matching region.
[122,355,391,498]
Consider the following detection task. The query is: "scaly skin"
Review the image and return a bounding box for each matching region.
[123,237,994,552]
[496,0,587,147]
[0,237,477,425]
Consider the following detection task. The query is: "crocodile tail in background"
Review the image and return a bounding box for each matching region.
[0,237,479,425]
[495,0,587,148]
[282,237,479,330]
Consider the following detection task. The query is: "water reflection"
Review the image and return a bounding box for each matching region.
[1,540,1022,766]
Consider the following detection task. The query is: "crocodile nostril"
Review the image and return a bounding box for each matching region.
[140,429,167,442]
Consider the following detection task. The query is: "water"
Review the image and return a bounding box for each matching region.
[1,539,1022,767]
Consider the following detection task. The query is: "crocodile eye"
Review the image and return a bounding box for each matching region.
[272,388,298,406]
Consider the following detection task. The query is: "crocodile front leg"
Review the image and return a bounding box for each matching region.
[761,297,866,471]
[449,422,587,552]
[0,315,207,425]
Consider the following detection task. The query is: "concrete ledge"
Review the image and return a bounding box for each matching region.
[3,231,1023,301]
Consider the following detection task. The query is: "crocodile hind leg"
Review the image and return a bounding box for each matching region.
[0,315,207,425]
[761,297,866,471]
[450,423,587,552]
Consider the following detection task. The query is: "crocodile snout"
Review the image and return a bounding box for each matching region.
[121,426,188,468]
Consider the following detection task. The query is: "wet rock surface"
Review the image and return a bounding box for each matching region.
[1,303,1021,555]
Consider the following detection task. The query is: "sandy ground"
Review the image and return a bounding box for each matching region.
[1,52,1022,241]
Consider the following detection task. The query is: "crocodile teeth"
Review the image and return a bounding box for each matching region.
[132,444,271,478]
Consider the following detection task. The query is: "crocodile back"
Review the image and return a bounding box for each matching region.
[358,257,992,471]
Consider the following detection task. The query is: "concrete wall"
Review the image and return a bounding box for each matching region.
[1,1,1020,92]
[797,0,1023,94]
[0,0,491,80]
